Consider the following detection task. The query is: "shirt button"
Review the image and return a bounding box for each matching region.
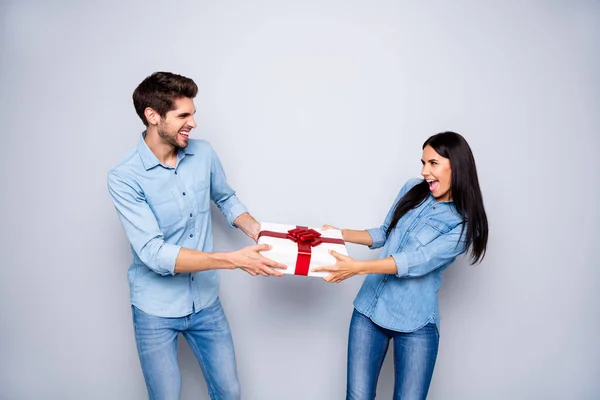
[182,192,186,196]
[189,213,193,217]
[174,170,178,175]
[191,277,195,281]
[190,234,194,238]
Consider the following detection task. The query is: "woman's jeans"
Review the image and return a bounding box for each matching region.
[132,298,240,400]
[347,309,439,400]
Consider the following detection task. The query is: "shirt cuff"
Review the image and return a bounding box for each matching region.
[226,203,249,228]
[391,252,409,278]
[367,228,386,249]
[157,243,181,276]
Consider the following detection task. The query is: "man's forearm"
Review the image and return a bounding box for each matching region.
[174,248,235,274]
[233,212,261,241]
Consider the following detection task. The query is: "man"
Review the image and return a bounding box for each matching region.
[107,71,285,400]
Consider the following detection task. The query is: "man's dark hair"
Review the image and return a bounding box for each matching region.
[132,72,198,126]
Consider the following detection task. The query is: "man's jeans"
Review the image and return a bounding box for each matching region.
[347,309,439,400]
[132,298,240,400]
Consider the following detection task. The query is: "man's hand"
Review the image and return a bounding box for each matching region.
[311,250,359,283]
[234,213,261,242]
[229,244,287,277]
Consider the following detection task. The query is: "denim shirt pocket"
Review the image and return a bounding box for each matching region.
[415,218,452,246]
[146,190,182,229]
[193,180,210,213]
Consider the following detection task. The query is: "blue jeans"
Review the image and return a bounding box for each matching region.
[132,298,240,400]
[347,309,439,400]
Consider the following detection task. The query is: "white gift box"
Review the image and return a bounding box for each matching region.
[257,222,348,278]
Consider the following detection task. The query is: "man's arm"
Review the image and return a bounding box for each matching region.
[107,171,285,276]
[208,144,251,229]
[174,244,284,276]
[234,212,261,242]
[207,145,264,243]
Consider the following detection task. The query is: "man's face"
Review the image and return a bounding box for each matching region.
[157,97,197,149]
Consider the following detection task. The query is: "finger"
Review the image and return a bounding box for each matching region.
[311,265,336,273]
[258,269,269,277]
[249,243,271,252]
[256,262,284,277]
[258,255,287,270]
[322,224,339,230]
[250,264,269,277]
[264,266,285,277]
[329,250,350,261]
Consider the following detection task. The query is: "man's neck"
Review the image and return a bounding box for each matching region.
[144,128,178,167]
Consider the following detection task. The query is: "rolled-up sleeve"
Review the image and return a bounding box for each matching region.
[107,171,180,276]
[367,178,423,249]
[208,146,248,227]
[392,224,467,278]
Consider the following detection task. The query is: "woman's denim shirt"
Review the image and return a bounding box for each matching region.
[353,178,467,332]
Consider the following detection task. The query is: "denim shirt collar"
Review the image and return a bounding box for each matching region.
[137,131,194,170]
[426,194,461,217]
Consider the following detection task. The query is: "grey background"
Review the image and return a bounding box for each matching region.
[1,1,599,399]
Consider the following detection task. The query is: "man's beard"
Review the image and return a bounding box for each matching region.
[158,125,187,149]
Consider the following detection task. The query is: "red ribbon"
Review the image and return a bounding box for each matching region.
[258,226,345,276]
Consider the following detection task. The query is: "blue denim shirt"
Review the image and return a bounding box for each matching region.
[353,178,467,332]
[107,134,248,317]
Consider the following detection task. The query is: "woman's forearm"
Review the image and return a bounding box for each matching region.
[341,229,373,246]
[356,256,397,275]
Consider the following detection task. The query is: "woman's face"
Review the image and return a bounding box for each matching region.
[421,145,453,202]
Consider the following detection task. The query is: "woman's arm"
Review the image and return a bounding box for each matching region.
[323,225,373,246]
[313,224,467,283]
[341,229,373,246]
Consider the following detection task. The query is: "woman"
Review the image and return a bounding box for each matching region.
[313,131,488,400]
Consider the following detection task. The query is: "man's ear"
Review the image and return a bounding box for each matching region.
[144,107,160,126]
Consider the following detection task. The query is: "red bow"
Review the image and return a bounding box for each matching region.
[285,228,324,247]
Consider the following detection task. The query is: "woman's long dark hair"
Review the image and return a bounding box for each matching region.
[385,131,488,264]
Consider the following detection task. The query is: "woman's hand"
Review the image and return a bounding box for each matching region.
[312,250,360,283]
[321,224,340,231]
